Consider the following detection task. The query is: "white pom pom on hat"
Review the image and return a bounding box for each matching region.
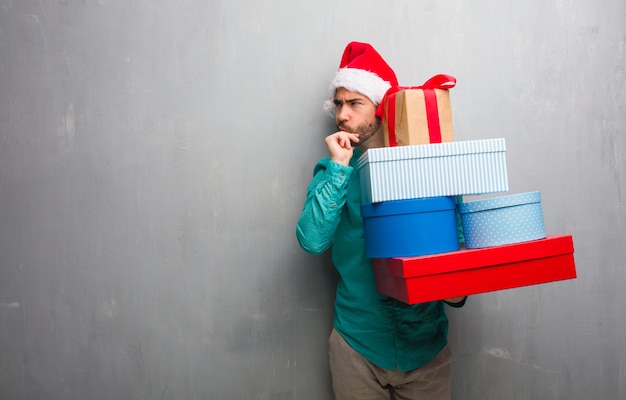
[324,41,399,115]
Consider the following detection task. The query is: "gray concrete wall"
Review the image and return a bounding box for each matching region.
[0,1,624,399]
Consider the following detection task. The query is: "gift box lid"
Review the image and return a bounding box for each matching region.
[357,138,506,169]
[458,191,541,214]
[383,235,574,278]
[361,196,456,218]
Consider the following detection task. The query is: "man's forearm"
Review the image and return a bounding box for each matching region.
[296,161,352,254]
[443,296,467,307]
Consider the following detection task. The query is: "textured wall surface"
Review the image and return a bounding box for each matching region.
[1,1,624,399]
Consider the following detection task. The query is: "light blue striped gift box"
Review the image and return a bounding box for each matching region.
[357,138,509,203]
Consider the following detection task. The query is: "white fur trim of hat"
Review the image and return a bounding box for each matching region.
[323,68,392,115]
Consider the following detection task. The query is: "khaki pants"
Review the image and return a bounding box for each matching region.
[328,329,452,400]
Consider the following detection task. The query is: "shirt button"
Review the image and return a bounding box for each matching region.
[332,203,337,208]
[339,173,345,178]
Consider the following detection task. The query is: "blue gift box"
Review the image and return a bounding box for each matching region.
[361,196,459,258]
[458,191,546,249]
[357,138,509,204]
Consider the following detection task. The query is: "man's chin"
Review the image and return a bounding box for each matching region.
[354,134,372,146]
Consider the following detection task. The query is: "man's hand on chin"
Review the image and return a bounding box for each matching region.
[326,131,360,166]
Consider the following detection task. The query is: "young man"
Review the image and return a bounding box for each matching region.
[296,42,466,400]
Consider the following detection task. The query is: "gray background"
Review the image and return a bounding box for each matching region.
[1,1,624,399]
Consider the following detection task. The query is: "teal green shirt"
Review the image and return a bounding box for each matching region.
[296,149,454,371]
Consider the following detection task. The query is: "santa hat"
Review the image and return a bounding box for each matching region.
[324,42,398,114]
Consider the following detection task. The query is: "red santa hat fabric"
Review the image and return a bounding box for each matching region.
[324,42,398,114]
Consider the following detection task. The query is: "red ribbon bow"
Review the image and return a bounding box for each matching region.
[377,74,456,147]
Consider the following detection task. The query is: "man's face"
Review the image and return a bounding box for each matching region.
[333,87,381,146]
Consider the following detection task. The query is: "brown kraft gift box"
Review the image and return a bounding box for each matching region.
[382,74,456,147]
[383,88,454,147]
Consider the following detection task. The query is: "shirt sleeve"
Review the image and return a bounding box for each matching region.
[296,158,353,255]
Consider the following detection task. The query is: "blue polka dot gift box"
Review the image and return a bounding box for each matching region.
[458,191,546,249]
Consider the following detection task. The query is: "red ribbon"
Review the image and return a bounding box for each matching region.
[377,74,456,147]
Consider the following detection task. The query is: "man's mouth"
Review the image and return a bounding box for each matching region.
[337,122,352,132]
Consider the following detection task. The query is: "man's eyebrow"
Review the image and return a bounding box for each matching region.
[333,97,365,104]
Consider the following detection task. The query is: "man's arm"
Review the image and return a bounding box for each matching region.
[296,159,352,254]
[443,296,468,308]
[295,132,359,254]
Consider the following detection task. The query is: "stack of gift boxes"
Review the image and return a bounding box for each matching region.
[358,75,577,304]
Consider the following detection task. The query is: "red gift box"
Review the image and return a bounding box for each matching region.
[372,235,577,304]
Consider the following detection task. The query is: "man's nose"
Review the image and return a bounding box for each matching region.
[336,106,350,122]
